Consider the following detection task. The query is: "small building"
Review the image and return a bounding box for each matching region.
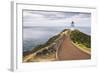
[70,21,75,30]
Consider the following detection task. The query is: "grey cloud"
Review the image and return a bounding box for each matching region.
[23,10,82,20]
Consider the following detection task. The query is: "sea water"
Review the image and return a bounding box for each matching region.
[23,26,91,52]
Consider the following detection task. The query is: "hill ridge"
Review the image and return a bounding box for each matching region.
[23,29,91,62]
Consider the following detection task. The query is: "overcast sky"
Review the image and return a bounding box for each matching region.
[23,10,91,27]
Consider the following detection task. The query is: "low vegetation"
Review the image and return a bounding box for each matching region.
[31,34,60,53]
[23,29,91,62]
[70,29,91,48]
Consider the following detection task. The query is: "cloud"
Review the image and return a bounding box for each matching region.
[23,10,91,27]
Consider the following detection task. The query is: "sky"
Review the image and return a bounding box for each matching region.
[23,10,91,27]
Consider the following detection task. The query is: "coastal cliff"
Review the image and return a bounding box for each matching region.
[23,29,91,62]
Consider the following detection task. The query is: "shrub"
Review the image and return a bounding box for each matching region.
[70,30,91,48]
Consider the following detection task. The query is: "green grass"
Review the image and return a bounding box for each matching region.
[75,42,91,52]
[32,34,61,53]
[70,29,91,49]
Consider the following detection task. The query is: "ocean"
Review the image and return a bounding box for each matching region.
[23,26,91,52]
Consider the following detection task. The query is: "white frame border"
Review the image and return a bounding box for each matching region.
[11,1,97,72]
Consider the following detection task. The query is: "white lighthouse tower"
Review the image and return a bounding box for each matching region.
[71,21,75,30]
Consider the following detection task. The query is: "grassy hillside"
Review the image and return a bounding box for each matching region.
[31,34,60,53]
[31,29,70,53]
[23,29,68,58]
[23,29,91,62]
[23,32,62,62]
[70,30,91,48]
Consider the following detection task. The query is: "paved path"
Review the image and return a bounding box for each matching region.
[57,35,91,60]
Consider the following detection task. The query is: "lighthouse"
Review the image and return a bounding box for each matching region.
[70,21,75,30]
